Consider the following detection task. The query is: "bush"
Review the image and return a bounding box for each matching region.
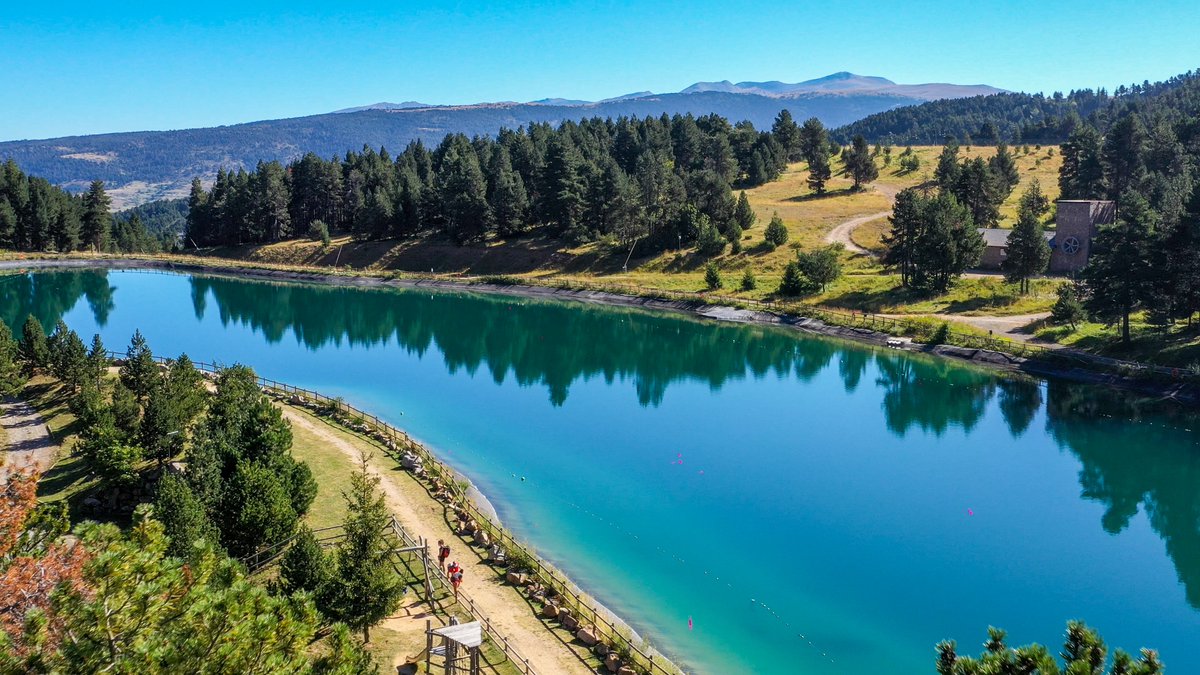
[795,245,843,292]
[1051,283,1087,329]
[777,261,810,296]
[307,219,330,245]
[704,262,722,290]
[740,269,757,291]
[763,215,788,249]
[695,218,725,256]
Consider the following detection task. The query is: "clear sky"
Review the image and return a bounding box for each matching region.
[3,0,1197,140]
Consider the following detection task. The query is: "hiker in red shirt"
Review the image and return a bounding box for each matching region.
[437,540,450,569]
[451,570,464,599]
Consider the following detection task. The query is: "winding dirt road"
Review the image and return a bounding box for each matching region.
[1,398,57,483]
[823,183,900,254]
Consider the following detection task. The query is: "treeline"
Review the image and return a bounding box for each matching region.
[0,317,405,670]
[0,160,164,254]
[837,69,1200,145]
[0,320,373,670]
[1051,73,1200,341]
[184,112,821,251]
[881,142,1033,292]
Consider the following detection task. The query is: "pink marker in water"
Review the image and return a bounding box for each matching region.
[688,616,694,631]
[967,508,974,516]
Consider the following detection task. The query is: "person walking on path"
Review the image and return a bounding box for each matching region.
[437,540,450,569]
[451,570,464,599]
[447,560,460,578]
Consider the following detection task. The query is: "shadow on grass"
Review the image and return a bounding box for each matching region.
[784,187,858,203]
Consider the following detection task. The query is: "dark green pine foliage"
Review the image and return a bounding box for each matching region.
[771,109,802,162]
[1101,114,1147,203]
[935,621,1161,675]
[486,146,529,237]
[280,525,332,597]
[0,318,25,396]
[734,191,756,230]
[155,472,219,558]
[885,190,983,293]
[325,454,405,642]
[987,142,1020,194]
[19,315,49,374]
[1002,195,1051,293]
[934,140,962,191]
[1059,125,1107,200]
[81,180,112,252]
[1082,192,1158,341]
[437,136,492,243]
[842,135,878,189]
[164,112,803,254]
[954,157,1004,228]
[119,329,159,401]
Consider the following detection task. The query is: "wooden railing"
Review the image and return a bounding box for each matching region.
[124,353,684,675]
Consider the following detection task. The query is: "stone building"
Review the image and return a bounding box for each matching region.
[976,199,1116,274]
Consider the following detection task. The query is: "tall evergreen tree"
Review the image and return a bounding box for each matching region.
[935,139,962,191]
[771,110,802,162]
[80,180,112,252]
[119,330,159,402]
[843,136,879,190]
[1002,197,1052,293]
[19,315,49,374]
[0,318,25,396]
[325,454,404,642]
[733,191,756,231]
[437,139,492,244]
[1082,192,1158,341]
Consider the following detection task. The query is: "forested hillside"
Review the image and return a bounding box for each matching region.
[0,160,162,254]
[0,91,920,204]
[184,112,832,253]
[837,69,1200,145]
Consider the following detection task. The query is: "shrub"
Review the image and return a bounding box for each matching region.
[704,263,722,290]
[307,219,330,245]
[763,215,788,249]
[740,269,757,291]
[695,218,725,256]
[777,261,810,296]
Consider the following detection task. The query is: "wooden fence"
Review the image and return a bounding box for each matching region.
[120,353,676,675]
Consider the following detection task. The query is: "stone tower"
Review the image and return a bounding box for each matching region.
[1050,200,1116,273]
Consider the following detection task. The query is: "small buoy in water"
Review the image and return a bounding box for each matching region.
[521,476,526,482]
[967,508,974,516]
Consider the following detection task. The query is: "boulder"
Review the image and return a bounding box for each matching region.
[474,530,491,547]
[617,667,638,675]
[593,643,609,657]
[506,571,527,586]
[542,603,559,619]
[560,613,579,631]
[576,627,598,646]
[604,653,622,673]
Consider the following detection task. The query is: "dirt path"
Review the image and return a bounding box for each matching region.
[823,183,900,254]
[882,312,1053,343]
[281,408,591,675]
[1,398,58,482]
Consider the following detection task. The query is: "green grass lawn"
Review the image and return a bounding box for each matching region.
[1037,316,1200,367]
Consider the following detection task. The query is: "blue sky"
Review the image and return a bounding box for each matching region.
[2,0,1197,140]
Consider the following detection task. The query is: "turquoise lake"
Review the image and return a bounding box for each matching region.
[3,268,1199,674]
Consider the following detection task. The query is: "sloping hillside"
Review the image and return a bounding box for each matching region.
[0,85,988,208]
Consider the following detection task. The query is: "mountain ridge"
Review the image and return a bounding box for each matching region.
[0,72,1004,208]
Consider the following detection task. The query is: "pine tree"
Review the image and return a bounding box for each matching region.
[541,136,586,234]
[771,110,802,162]
[798,117,829,167]
[935,139,962,191]
[325,454,404,642]
[154,473,217,558]
[954,157,1003,228]
[1101,115,1147,202]
[910,192,984,293]
[280,525,332,597]
[85,334,108,388]
[1003,189,1052,293]
[486,146,529,237]
[763,214,789,249]
[778,261,808,296]
[1059,126,1106,200]
[1018,178,1051,218]
[704,262,722,290]
[0,318,26,396]
[740,269,757,291]
[19,315,49,374]
[733,191,756,230]
[988,142,1021,195]
[882,188,924,287]
[80,180,112,252]
[843,136,879,189]
[119,330,159,401]
[1082,192,1157,342]
[438,139,492,244]
[1051,283,1087,329]
[806,149,833,195]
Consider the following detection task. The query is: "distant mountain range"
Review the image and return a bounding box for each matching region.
[0,73,1004,208]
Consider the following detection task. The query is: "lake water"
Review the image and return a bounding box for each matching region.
[4,268,1199,674]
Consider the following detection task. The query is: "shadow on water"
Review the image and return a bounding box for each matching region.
[6,268,1200,611]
